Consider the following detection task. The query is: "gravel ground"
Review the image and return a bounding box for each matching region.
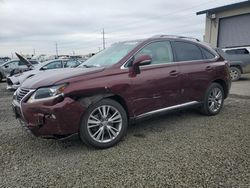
[0,81,249,187]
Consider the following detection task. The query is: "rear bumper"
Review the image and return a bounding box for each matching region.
[12,97,86,137]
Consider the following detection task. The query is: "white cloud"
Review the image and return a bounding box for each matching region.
[0,0,246,56]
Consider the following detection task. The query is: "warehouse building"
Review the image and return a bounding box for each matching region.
[197,1,250,48]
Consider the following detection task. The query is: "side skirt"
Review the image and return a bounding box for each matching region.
[131,101,201,122]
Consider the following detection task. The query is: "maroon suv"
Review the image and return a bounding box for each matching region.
[12,35,231,148]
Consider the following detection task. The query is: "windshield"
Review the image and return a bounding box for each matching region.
[79,41,140,68]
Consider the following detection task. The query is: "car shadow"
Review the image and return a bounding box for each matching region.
[53,108,199,151]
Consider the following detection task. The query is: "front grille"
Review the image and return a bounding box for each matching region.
[6,78,13,86]
[17,88,30,102]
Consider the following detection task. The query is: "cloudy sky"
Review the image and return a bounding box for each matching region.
[0,0,245,56]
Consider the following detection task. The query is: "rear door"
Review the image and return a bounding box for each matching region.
[172,41,217,103]
[130,40,182,116]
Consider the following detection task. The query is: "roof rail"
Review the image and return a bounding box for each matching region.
[151,35,200,42]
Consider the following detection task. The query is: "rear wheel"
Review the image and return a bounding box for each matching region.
[230,67,241,81]
[200,83,224,116]
[79,99,128,148]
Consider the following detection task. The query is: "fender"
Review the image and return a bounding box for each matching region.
[77,93,114,108]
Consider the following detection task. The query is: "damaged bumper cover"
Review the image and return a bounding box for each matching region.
[12,96,86,138]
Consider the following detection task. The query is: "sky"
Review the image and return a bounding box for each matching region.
[0,0,246,57]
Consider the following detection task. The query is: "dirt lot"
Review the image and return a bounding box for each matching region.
[0,80,250,187]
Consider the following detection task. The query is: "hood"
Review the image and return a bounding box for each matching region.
[8,69,38,84]
[15,52,33,67]
[21,67,104,89]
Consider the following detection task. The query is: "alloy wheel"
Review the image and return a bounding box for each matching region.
[208,87,223,112]
[87,105,122,143]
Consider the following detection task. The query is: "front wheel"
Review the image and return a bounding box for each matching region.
[79,99,128,148]
[200,83,224,116]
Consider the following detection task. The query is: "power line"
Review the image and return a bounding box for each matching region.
[107,0,224,34]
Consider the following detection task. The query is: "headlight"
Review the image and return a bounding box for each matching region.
[27,83,68,103]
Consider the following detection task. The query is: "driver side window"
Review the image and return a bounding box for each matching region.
[7,61,19,68]
[135,41,173,65]
[64,60,80,68]
[44,61,62,69]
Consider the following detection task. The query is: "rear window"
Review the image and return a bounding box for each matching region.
[225,48,249,55]
[173,41,203,62]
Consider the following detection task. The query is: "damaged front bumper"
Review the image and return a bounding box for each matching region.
[12,94,86,138]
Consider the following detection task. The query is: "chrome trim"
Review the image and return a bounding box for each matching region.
[13,89,35,122]
[136,101,199,119]
[27,93,64,103]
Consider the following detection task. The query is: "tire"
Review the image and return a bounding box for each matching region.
[200,83,224,116]
[79,98,128,148]
[230,67,241,81]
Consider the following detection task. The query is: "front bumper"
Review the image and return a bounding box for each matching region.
[6,77,20,90]
[12,96,86,138]
[7,84,20,90]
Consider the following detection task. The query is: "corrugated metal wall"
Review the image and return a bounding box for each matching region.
[218,13,250,47]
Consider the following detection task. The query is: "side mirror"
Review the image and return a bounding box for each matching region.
[129,55,152,76]
[4,65,9,68]
[41,66,47,70]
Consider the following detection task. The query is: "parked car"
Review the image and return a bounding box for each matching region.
[0,57,11,65]
[12,35,231,148]
[216,46,250,81]
[7,58,81,90]
[0,57,39,81]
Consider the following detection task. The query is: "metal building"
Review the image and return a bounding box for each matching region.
[197,1,250,48]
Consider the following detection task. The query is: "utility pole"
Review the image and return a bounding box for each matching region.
[102,28,106,50]
[55,42,58,58]
[33,48,36,56]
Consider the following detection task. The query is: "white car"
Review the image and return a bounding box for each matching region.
[7,58,81,90]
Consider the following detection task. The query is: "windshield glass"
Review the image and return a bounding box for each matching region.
[79,41,140,68]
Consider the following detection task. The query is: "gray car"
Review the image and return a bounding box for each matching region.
[0,58,39,81]
[217,47,250,81]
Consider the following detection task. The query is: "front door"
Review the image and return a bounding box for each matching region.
[129,41,182,116]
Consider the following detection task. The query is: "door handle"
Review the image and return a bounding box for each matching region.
[169,70,179,76]
[205,66,213,71]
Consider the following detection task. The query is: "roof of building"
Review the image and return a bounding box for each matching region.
[196,0,250,15]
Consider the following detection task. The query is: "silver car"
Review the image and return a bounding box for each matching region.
[6,58,81,90]
[0,59,39,81]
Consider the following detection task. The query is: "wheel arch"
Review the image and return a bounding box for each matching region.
[212,79,228,99]
[230,65,243,73]
[77,93,130,118]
